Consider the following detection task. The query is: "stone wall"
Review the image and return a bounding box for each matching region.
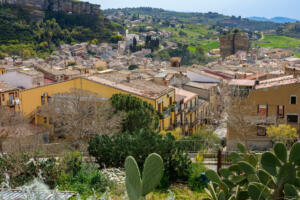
[219,32,251,59]
[0,0,100,16]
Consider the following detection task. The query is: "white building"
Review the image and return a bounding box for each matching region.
[0,68,44,89]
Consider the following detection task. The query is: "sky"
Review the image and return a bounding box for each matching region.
[88,0,300,20]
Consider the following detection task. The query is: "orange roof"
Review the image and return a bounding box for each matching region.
[245,73,268,80]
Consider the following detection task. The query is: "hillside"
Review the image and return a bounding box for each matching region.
[248,16,299,23]
[276,22,300,38]
[104,7,280,31]
[0,1,123,58]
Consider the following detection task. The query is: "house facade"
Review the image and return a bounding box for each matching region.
[19,73,175,132]
[227,76,300,151]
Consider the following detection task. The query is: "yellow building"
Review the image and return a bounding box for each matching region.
[20,72,175,131]
[173,87,205,135]
[0,67,5,75]
[0,80,20,111]
[227,76,300,151]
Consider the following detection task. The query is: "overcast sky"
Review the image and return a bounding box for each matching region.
[88,0,300,19]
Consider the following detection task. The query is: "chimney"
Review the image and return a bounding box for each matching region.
[164,80,168,86]
[293,68,296,79]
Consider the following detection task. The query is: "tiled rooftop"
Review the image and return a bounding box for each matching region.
[86,73,174,99]
[0,80,18,92]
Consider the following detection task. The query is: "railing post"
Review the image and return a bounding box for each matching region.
[217,148,222,174]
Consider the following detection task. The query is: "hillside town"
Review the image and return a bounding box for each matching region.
[1,0,300,199]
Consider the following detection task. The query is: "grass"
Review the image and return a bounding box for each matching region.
[255,35,300,49]
[162,24,219,52]
[108,184,208,200]
[294,52,300,58]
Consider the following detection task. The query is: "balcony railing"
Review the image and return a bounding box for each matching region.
[175,104,182,113]
[160,107,171,119]
[245,116,277,124]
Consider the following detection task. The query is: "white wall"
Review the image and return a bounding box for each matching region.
[187,70,220,83]
[0,71,34,89]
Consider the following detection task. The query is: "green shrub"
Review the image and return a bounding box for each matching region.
[188,162,207,191]
[88,130,191,189]
[57,164,109,199]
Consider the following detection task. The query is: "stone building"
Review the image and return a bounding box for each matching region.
[219,32,251,59]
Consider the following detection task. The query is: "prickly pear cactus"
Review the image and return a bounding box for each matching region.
[204,142,300,200]
[125,153,164,200]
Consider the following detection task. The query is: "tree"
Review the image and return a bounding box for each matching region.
[88,130,191,188]
[221,84,259,151]
[0,106,26,127]
[110,34,124,43]
[38,89,124,145]
[266,124,298,146]
[110,94,159,132]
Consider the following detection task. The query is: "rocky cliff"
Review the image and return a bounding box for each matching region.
[0,0,100,16]
[219,32,251,59]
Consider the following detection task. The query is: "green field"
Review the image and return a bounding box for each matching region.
[162,24,219,52]
[256,35,300,49]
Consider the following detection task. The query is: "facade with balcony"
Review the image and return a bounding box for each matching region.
[173,87,208,136]
[0,80,20,111]
[227,76,300,151]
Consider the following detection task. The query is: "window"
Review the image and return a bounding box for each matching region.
[158,102,162,113]
[291,95,297,104]
[257,126,266,136]
[2,94,4,101]
[41,96,45,105]
[43,117,47,124]
[277,105,284,118]
[287,115,298,123]
[258,105,268,117]
[49,117,53,124]
[47,96,51,103]
[169,96,172,105]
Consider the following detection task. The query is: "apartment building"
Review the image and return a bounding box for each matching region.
[0,68,44,89]
[0,80,20,111]
[173,87,209,135]
[20,72,175,131]
[227,75,300,151]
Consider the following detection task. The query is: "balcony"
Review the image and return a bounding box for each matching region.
[187,103,201,113]
[7,98,15,106]
[175,104,182,114]
[190,119,200,127]
[160,107,171,119]
[246,116,277,124]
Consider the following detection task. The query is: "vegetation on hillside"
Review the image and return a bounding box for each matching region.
[276,22,300,38]
[0,4,123,58]
[255,35,300,49]
[104,7,280,31]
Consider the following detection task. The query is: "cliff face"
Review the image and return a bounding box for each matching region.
[0,0,100,16]
[219,32,250,59]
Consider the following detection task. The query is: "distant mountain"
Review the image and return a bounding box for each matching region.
[248,16,299,23]
[105,7,280,31]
